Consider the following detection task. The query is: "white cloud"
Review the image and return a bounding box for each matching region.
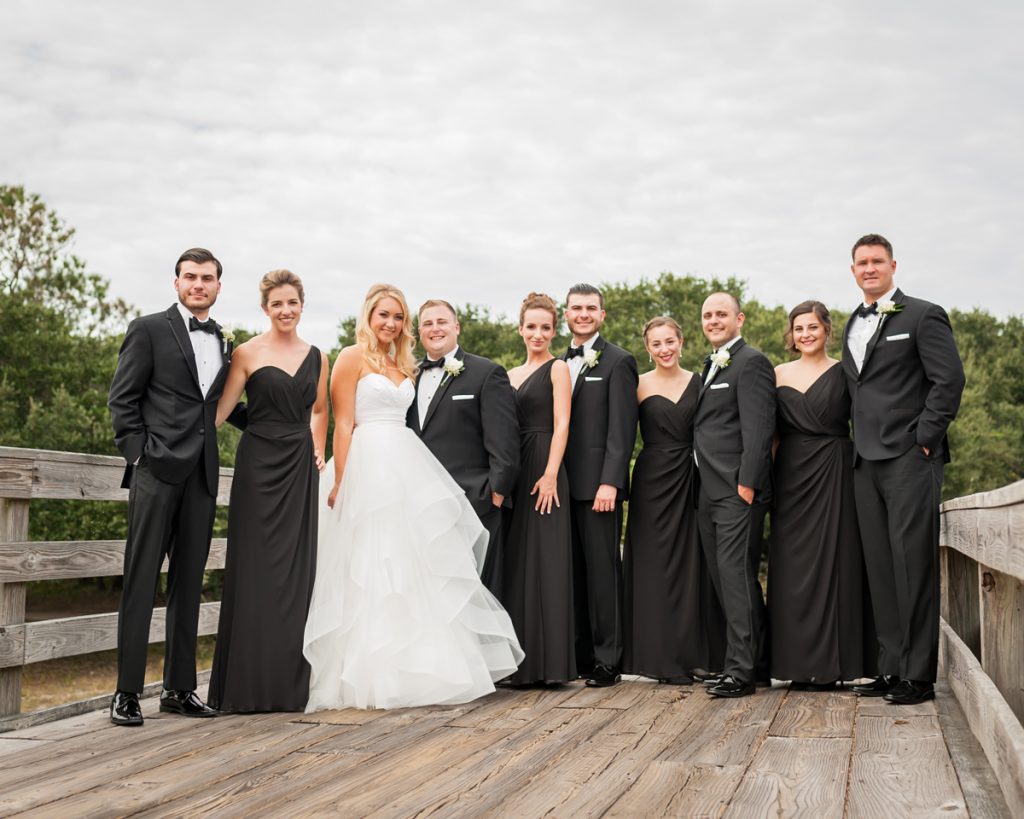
[2,0,1021,351]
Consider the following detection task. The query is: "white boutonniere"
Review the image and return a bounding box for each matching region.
[220,326,236,355]
[709,349,731,369]
[582,349,601,370]
[877,300,903,316]
[443,359,465,378]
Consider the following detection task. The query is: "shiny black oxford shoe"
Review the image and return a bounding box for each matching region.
[110,690,143,726]
[884,679,935,705]
[851,675,898,697]
[159,689,218,717]
[707,675,755,698]
[585,664,621,688]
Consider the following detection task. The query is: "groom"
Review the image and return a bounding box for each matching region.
[844,234,964,705]
[107,248,245,726]
[407,299,519,596]
[694,292,775,698]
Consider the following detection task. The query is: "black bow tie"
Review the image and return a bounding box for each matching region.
[566,345,585,360]
[188,316,218,335]
[854,302,878,319]
[421,357,445,370]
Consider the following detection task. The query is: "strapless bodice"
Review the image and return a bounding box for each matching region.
[355,373,415,425]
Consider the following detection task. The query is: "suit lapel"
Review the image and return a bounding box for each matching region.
[166,305,202,393]
[422,347,464,430]
[841,312,858,380]
[208,325,231,395]
[571,336,606,402]
[860,288,904,373]
[698,337,744,401]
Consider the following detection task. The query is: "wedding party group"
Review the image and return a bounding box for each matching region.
[105,233,965,726]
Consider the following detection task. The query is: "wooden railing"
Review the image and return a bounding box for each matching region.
[939,479,1024,818]
[0,446,232,727]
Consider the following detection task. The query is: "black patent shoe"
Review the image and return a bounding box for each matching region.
[707,675,755,698]
[884,679,935,705]
[851,675,897,697]
[585,664,621,687]
[700,673,726,688]
[159,689,218,717]
[110,690,143,726]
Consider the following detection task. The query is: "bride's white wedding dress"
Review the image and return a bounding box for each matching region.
[303,373,524,710]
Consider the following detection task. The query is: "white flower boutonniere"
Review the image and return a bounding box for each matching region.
[877,300,904,316]
[582,349,601,370]
[220,326,236,355]
[709,349,731,369]
[443,359,465,378]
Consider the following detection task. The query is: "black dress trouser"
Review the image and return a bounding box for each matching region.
[116,460,216,694]
[570,499,624,672]
[853,446,944,683]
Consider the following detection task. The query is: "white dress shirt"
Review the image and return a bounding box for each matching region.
[568,333,600,389]
[417,345,460,428]
[847,287,897,373]
[176,302,223,398]
[704,335,742,385]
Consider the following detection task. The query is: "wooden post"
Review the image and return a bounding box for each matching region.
[980,567,1024,725]
[0,498,29,717]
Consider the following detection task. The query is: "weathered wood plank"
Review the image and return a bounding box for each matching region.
[935,678,1013,819]
[0,537,227,582]
[848,713,967,817]
[8,717,352,817]
[723,736,850,818]
[0,497,29,717]
[0,601,221,668]
[943,546,981,658]
[942,479,1024,582]
[0,446,234,504]
[768,689,856,738]
[941,618,1024,818]
[0,735,49,757]
[608,761,746,818]
[856,696,938,718]
[980,567,1024,724]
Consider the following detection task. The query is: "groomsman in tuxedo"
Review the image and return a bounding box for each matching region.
[107,248,246,725]
[562,284,638,687]
[694,292,775,698]
[844,234,964,705]
[407,299,519,595]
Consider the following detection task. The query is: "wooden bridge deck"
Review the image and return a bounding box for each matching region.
[0,675,1009,818]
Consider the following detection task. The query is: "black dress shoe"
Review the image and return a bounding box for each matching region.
[884,679,935,705]
[585,665,621,687]
[707,675,755,698]
[110,691,143,726]
[159,689,218,717]
[699,673,726,688]
[851,675,897,697]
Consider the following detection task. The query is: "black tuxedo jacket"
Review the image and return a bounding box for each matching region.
[842,288,964,464]
[562,336,639,502]
[407,348,520,517]
[108,304,244,492]
[693,338,776,502]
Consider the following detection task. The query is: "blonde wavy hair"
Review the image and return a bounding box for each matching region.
[356,283,418,379]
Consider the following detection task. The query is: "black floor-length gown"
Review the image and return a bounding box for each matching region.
[502,359,576,685]
[623,376,725,680]
[768,363,875,683]
[208,347,321,711]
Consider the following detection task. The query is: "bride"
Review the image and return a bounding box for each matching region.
[303,284,524,710]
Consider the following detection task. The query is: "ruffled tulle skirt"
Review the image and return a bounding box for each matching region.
[302,421,524,711]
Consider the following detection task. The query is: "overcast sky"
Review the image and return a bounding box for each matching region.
[3,1,1021,350]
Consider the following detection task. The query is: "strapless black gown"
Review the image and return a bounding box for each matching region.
[502,359,576,685]
[767,364,876,683]
[623,376,725,680]
[208,347,321,712]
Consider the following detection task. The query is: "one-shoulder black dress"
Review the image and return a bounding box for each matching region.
[623,376,725,680]
[209,347,321,711]
[768,364,875,683]
[502,359,576,685]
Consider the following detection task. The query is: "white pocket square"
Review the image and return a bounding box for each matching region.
[451,394,474,400]
[886,333,910,341]
[709,382,730,390]
[584,376,603,382]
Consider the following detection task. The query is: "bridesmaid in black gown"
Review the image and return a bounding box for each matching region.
[502,293,576,685]
[209,269,329,711]
[768,300,875,688]
[623,317,725,683]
